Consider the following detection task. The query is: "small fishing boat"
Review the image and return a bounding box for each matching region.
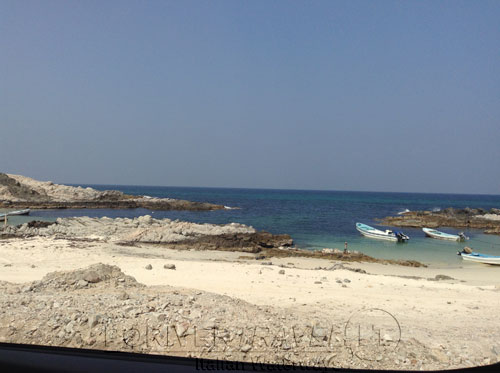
[0,209,31,218]
[422,227,468,242]
[458,249,500,265]
[356,222,409,242]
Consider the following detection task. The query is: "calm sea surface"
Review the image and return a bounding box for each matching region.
[10,186,500,266]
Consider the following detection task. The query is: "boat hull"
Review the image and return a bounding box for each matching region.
[356,226,397,241]
[355,223,409,242]
[422,228,464,241]
[0,209,30,218]
[461,253,500,265]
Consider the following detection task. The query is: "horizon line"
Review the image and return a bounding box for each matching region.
[66,182,500,198]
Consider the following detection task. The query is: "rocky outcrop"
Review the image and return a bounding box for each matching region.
[257,246,425,267]
[379,208,500,235]
[164,232,294,253]
[0,173,224,211]
[0,216,255,241]
[0,216,292,253]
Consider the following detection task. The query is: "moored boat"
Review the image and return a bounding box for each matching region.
[458,249,500,265]
[356,222,409,242]
[0,209,30,218]
[423,227,468,242]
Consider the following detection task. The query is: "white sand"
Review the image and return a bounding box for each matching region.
[1,237,499,305]
[1,236,500,364]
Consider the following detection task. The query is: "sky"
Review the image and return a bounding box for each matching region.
[1,0,499,194]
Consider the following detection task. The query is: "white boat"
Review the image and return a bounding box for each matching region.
[0,209,30,218]
[458,250,500,265]
[356,222,409,242]
[422,227,468,242]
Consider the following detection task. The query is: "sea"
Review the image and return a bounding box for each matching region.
[6,186,500,266]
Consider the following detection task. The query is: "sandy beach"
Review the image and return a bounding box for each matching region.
[1,233,500,370]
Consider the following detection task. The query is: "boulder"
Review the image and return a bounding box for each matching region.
[83,271,101,283]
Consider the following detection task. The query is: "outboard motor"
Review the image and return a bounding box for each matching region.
[458,232,468,241]
[395,232,410,242]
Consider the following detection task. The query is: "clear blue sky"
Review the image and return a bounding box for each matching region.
[1,0,499,194]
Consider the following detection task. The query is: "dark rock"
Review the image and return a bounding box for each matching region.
[169,232,293,253]
[435,274,454,281]
[24,221,56,229]
[351,268,367,274]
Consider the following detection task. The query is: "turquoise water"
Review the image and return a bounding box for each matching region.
[12,187,500,265]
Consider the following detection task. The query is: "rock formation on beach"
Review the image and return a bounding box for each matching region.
[0,216,292,253]
[380,207,500,235]
[0,173,224,211]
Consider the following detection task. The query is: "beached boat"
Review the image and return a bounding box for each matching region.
[356,222,409,242]
[458,250,500,265]
[422,227,468,242]
[0,209,30,218]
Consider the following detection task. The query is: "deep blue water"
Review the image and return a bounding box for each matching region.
[24,186,500,265]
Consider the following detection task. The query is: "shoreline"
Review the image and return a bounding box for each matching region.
[0,216,425,267]
[1,235,498,287]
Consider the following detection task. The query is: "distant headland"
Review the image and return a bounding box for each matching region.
[0,173,224,211]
